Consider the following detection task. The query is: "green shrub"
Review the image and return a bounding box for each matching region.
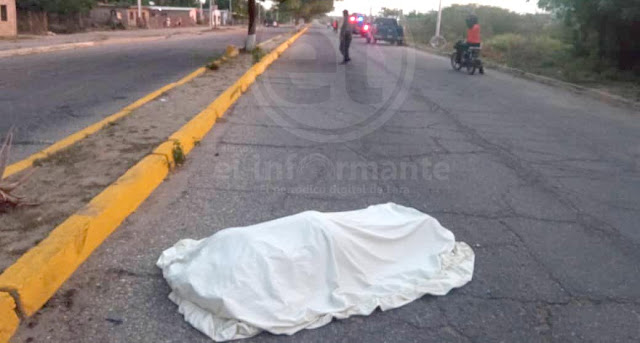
[485,33,570,71]
[251,47,266,65]
[487,33,526,53]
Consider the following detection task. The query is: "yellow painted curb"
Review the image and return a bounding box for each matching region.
[0,26,309,325]
[4,27,304,178]
[5,57,208,179]
[0,292,19,343]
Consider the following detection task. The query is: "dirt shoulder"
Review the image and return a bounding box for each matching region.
[0,26,241,51]
[407,40,640,108]
[0,34,290,272]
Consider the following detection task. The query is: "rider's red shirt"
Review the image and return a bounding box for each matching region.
[467,24,481,44]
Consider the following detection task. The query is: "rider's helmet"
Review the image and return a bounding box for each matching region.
[465,14,478,29]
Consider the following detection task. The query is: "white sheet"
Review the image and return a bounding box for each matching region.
[157,203,475,341]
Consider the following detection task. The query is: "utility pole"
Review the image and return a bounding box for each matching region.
[229,0,233,25]
[137,0,142,25]
[210,0,214,28]
[430,0,446,49]
[199,0,204,24]
[436,0,443,38]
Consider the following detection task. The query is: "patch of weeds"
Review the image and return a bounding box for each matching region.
[207,62,220,70]
[119,141,157,154]
[206,54,223,70]
[172,141,186,166]
[33,144,86,167]
[252,47,266,64]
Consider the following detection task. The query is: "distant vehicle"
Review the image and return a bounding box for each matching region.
[348,13,366,35]
[367,17,404,45]
[360,22,371,38]
[265,20,278,27]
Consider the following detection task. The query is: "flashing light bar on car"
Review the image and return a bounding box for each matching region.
[349,16,356,22]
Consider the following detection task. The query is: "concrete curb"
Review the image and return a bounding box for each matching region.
[0,41,98,58]
[4,66,207,179]
[408,42,640,111]
[0,28,216,59]
[0,292,19,343]
[484,62,640,110]
[4,28,297,179]
[0,26,309,341]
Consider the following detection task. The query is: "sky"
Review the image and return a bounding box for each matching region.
[327,0,544,16]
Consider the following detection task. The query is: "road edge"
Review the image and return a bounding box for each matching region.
[408,42,640,111]
[4,29,293,179]
[0,26,308,342]
[0,27,240,59]
[4,67,205,178]
[0,292,19,343]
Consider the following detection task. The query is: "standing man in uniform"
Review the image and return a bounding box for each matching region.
[339,10,352,64]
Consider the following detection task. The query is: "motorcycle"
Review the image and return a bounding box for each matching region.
[451,40,484,75]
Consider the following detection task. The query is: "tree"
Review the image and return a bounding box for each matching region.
[268,2,293,23]
[17,0,96,13]
[379,7,402,17]
[276,0,332,24]
[246,0,257,49]
[535,0,640,70]
[245,0,269,50]
[246,0,333,49]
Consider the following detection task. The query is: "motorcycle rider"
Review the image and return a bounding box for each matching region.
[456,14,484,74]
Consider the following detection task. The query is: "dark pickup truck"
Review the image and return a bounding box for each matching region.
[367,18,404,45]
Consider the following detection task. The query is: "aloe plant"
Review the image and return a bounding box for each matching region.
[0,129,34,211]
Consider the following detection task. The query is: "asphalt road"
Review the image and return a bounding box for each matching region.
[13,26,640,342]
[0,27,287,162]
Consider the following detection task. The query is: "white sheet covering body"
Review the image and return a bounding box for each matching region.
[157,203,475,341]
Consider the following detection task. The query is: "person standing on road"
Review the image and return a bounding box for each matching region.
[339,10,352,64]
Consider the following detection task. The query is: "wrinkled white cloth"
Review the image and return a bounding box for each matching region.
[157,203,475,341]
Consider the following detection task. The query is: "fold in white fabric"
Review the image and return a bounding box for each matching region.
[158,203,475,341]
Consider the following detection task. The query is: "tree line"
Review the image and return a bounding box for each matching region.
[537,0,639,70]
[404,1,638,73]
[16,0,335,23]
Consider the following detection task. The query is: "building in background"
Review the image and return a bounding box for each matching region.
[147,6,197,28]
[126,6,150,28]
[205,8,230,28]
[0,0,17,36]
[14,3,201,34]
[89,3,129,29]
[220,9,229,26]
